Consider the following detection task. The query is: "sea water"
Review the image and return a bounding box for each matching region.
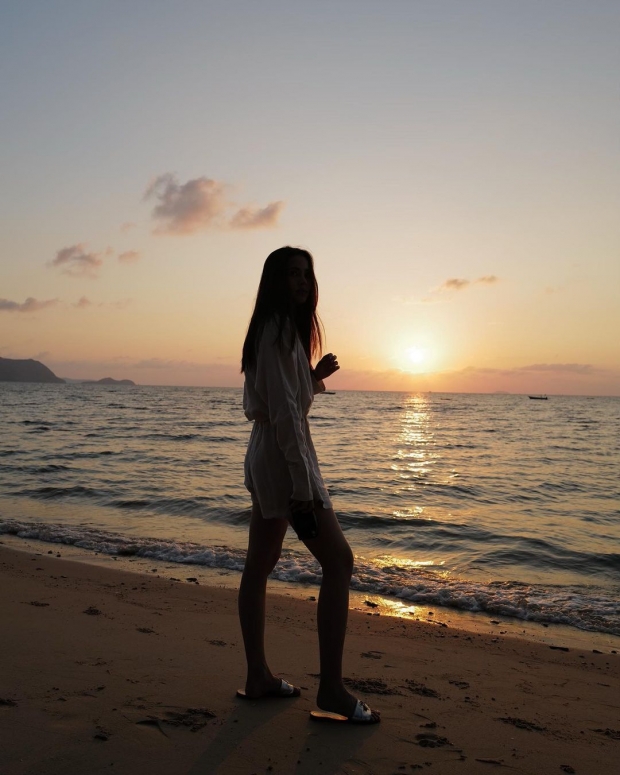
[1,383,619,637]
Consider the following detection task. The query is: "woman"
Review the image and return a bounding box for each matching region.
[238,246,380,724]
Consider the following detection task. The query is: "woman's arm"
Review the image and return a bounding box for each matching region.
[310,368,326,396]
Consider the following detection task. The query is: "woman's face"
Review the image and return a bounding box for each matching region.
[287,254,311,306]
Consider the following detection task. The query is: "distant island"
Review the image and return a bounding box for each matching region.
[83,377,136,386]
[0,357,136,385]
[0,357,65,383]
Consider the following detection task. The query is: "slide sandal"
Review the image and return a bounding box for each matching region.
[236,678,300,699]
[310,700,381,724]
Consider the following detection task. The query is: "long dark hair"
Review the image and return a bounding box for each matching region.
[241,246,323,373]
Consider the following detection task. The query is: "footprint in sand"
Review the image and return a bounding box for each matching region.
[593,728,620,740]
[136,708,216,734]
[343,677,401,696]
[405,680,440,698]
[497,717,546,732]
[361,650,383,659]
[416,732,451,748]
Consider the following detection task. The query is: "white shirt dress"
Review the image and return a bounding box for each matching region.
[243,317,333,519]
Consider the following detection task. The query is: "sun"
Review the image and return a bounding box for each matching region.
[406,347,427,367]
[390,336,439,374]
[398,345,437,374]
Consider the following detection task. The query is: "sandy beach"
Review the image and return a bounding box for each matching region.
[1,543,619,775]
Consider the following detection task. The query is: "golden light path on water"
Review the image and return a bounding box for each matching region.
[393,393,438,497]
[375,394,453,575]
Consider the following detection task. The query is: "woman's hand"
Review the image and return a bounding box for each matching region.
[314,353,339,381]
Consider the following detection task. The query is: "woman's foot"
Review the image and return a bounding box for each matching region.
[239,673,300,699]
[316,685,381,723]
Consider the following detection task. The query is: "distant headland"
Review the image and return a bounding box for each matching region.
[0,357,64,383]
[0,357,135,385]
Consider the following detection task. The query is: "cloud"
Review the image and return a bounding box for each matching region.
[0,297,58,313]
[456,363,605,378]
[144,173,284,234]
[229,201,284,229]
[49,244,108,278]
[131,357,207,370]
[515,363,599,375]
[144,174,228,234]
[120,221,137,233]
[328,361,619,396]
[441,278,470,291]
[70,296,130,309]
[118,250,141,264]
[439,275,499,292]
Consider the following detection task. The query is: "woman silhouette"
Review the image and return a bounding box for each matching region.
[238,246,380,724]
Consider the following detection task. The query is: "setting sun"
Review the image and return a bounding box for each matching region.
[407,347,428,367]
[402,346,433,374]
[385,335,440,378]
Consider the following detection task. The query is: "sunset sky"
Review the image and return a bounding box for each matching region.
[1,1,618,395]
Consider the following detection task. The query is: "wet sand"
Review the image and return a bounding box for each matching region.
[1,543,619,775]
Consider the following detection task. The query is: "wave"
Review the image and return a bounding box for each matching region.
[8,485,101,500]
[2,518,618,636]
[141,433,201,441]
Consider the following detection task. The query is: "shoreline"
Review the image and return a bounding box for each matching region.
[2,531,619,654]
[1,541,619,774]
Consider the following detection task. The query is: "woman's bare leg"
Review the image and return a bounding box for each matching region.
[303,504,380,720]
[238,502,289,697]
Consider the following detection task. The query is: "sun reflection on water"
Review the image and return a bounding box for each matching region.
[392,394,439,492]
[387,394,452,569]
[373,556,445,570]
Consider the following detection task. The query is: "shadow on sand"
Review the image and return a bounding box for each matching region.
[186,696,378,774]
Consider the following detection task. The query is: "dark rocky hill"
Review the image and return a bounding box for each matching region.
[0,358,65,383]
[85,377,136,385]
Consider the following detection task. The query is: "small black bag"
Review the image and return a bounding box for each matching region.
[290,506,319,540]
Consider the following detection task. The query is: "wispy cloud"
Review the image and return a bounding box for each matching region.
[111,298,132,310]
[433,361,620,395]
[0,297,58,313]
[439,275,499,292]
[441,278,470,291]
[118,250,141,264]
[49,244,110,278]
[120,221,137,233]
[229,201,284,229]
[144,173,284,234]
[515,363,599,375]
[131,357,200,370]
[71,296,130,310]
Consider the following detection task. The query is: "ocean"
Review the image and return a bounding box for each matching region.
[1,383,619,639]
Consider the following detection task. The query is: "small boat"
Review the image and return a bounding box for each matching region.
[528,394,548,400]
